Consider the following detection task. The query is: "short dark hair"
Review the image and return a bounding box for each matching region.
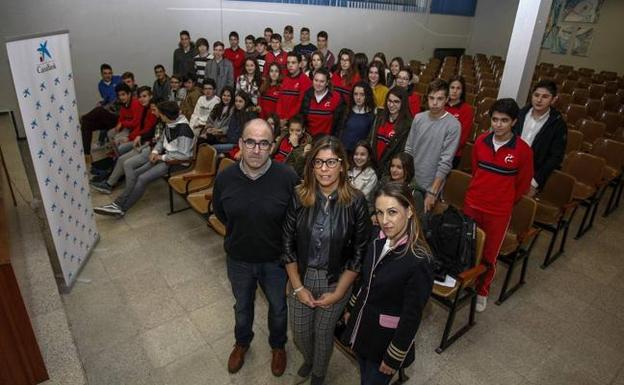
[301,27,310,33]
[229,31,239,39]
[313,67,330,80]
[427,78,449,97]
[271,33,282,43]
[213,41,225,49]
[196,38,209,48]
[100,63,112,73]
[153,64,165,72]
[121,71,134,80]
[245,34,255,42]
[179,30,190,37]
[203,78,217,89]
[490,98,520,120]
[264,27,273,33]
[170,74,183,82]
[289,115,304,128]
[287,52,302,62]
[390,152,415,184]
[115,83,131,94]
[284,25,294,34]
[317,31,328,40]
[185,73,197,83]
[137,86,152,95]
[532,80,558,97]
[157,101,180,120]
[255,37,267,46]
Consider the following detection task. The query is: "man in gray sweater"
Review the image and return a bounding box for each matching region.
[205,41,234,94]
[404,79,460,213]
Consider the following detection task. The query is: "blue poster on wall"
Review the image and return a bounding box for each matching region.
[229,0,428,13]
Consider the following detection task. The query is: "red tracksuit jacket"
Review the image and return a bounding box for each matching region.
[118,97,143,134]
[446,101,475,157]
[408,91,422,117]
[128,107,158,141]
[465,132,533,216]
[224,47,246,80]
[276,72,312,121]
[301,89,345,137]
[259,84,280,119]
[331,71,360,102]
[264,50,288,76]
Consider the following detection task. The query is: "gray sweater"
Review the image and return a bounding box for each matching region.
[205,58,234,94]
[404,111,460,190]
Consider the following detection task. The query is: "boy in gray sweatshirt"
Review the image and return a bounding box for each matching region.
[404,79,460,213]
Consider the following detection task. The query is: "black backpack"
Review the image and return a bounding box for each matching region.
[423,206,477,281]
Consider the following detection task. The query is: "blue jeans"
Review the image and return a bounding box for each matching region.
[357,356,393,385]
[226,257,288,349]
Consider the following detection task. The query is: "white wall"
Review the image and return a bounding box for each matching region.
[468,0,624,73]
[0,0,473,114]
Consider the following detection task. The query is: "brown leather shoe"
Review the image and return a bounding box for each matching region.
[271,348,287,377]
[228,344,249,373]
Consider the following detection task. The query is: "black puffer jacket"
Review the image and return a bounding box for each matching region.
[281,189,372,283]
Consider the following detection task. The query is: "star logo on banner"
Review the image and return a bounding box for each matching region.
[68,73,72,80]
[36,101,42,109]
[40,82,46,91]
[58,105,65,113]
[54,77,61,85]
[37,41,52,61]
[37,149,45,158]
[46,112,53,120]
[50,94,56,103]
[23,88,31,97]
[30,119,38,129]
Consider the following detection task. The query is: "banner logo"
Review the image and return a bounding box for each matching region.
[37,40,57,73]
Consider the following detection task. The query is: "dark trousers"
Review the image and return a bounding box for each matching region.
[357,356,393,385]
[226,257,288,349]
[81,106,118,155]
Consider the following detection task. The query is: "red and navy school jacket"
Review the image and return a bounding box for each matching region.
[276,72,312,121]
[331,71,361,103]
[259,84,280,120]
[408,91,422,117]
[224,47,246,80]
[301,89,345,137]
[264,50,289,76]
[465,132,533,216]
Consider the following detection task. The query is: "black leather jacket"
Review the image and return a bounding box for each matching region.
[281,189,372,284]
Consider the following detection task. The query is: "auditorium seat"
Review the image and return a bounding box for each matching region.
[565,130,584,154]
[577,118,606,152]
[584,99,604,120]
[601,94,621,112]
[571,88,589,105]
[599,111,624,137]
[564,104,588,126]
[588,84,606,99]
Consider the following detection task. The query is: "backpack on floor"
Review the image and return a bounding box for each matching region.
[423,206,477,280]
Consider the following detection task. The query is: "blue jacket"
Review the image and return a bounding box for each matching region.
[98,75,122,105]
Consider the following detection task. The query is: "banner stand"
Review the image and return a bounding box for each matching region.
[6,30,99,292]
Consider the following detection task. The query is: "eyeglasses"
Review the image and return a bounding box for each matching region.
[387,98,401,105]
[313,158,342,169]
[242,138,271,151]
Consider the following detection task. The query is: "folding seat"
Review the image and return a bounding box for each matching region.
[561,80,578,93]
[534,170,577,267]
[563,104,588,126]
[584,98,604,120]
[571,88,589,105]
[588,83,606,99]
[441,170,471,210]
[591,139,624,216]
[565,130,584,154]
[562,152,606,239]
[477,87,498,100]
[577,118,606,152]
[476,96,496,118]
[600,71,618,81]
[186,157,235,216]
[601,94,621,112]
[578,67,594,77]
[496,196,540,304]
[603,81,618,94]
[479,79,497,89]
[554,93,572,111]
[167,144,217,214]
[599,111,624,136]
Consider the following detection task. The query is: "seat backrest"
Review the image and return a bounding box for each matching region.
[578,118,606,143]
[474,228,486,266]
[564,103,588,126]
[538,170,576,208]
[555,93,572,110]
[477,87,498,99]
[591,138,624,169]
[509,196,537,239]
[599,111,623,135]
[477,96,496,116]
[194,144,218,174]
[600,71,618,81]
[561,79,578,93]
[604,81,619,94]
[601,94,620,111]
[443,170,472,210]
[572,88,589,104]
[578,67,594,77]
[584,99,604,119]
[457,143,474,173]
[480,79,497,89]
[588,84,606,99]
[566,130,584,154]
[217,157,236,173]
[563,151,606,187]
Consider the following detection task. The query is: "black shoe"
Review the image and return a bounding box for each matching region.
[294,362,312,384]
[310,375,325,385]
[91,181,112,194]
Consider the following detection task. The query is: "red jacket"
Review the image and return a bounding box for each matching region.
[465,132,533,216]
[446,101,475,157]
[408,91,422,117]
[276,72,312,121]
[274,136,294,163]
[301,89,345,137]
[128,107,158,141]
[264,50,288,76]
[259,84,280,119]
[331,71,360,102]
[118,97,143,134]
[224,47,246,80]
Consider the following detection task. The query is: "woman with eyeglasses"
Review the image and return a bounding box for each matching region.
[394,66,421,117]
[283,136,371,385]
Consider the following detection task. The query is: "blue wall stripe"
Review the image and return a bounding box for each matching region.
[230,0,427,13]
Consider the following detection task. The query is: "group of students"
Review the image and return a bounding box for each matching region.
[83,25,568,385]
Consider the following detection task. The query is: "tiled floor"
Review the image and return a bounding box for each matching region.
[4,113,624,384]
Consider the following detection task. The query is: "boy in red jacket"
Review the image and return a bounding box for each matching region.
[264,33,288,76]
[224,31,246,80]
[463,98,533,312]
[276,52,312,129]
[107,83,143,154]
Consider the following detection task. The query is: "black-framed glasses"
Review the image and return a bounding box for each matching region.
[242,138,271,151]
[312,158,342,169]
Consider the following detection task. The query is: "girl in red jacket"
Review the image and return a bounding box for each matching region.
[258,63,282,120]
[445,75,475,168]
[332,48,360,104]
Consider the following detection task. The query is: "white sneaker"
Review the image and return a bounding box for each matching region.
[476,295,487,312]
[94,202,124,217]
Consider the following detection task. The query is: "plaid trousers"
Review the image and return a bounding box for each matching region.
[289,267,351,378]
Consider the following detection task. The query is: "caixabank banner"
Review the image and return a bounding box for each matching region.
[6,31,98,287]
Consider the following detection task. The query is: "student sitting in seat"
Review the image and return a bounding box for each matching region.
[180,73,202,120]
[347,141,378,204]
[236,58,261,105]
[189,79,221,135]
[94,101,194,217]
[197,86,235,146]
[213,91,258,154]
[464,98,533,312]
[105,83,143,155]
[272,115,311,177]
[167,74,187,106]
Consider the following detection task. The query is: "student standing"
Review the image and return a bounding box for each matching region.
[152,64,171,103]
[300,68,344,138]
[236,58,261,105]
[394,67,421,117]
[367,61,389,110]
[190,79,221,134]
[282,25,295,52]
[386,57,404,89]
[464,98,533,312]
[345,182,433,385]
[193,38,211,85]
[213,119,299,377]
[225,31,246,80]
[348,141,378,203]
[276,52,312,128]
[205,41,234,94]
[255,38,269,73]
[316,31,335,70]
[273,115,311,176]
[404,79,460,213]
[259,63,282,120]
[339,81,376,153]
[173,30,196,77]
[332,49,360,103]
[306,51,325,80]
[283,136,371,385]
[294,27,318,57]
[445,75,475,168]
[265,33,289,75]
[244,34,258,60]
[180,74,202,120]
